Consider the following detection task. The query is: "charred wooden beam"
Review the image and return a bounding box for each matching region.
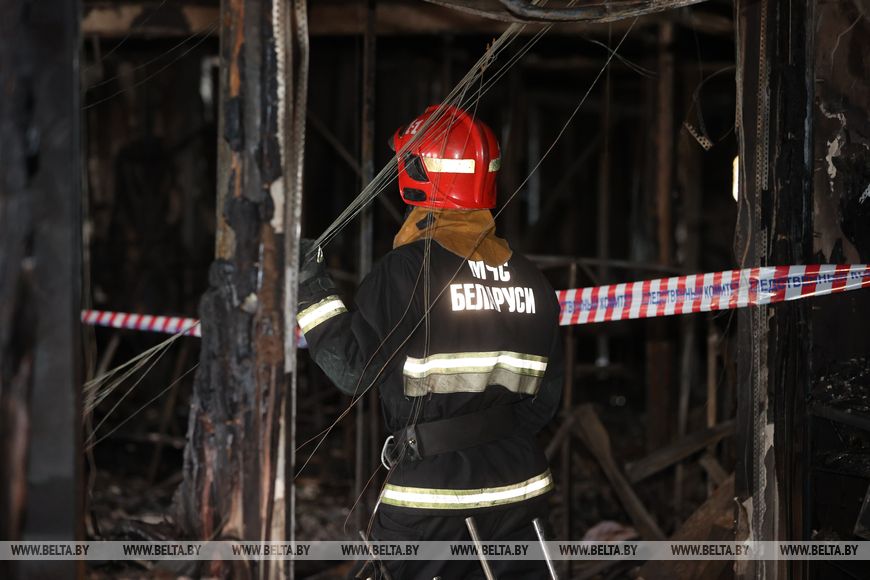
[625,419,735,484]
[804,3,870,576]
[734,1,817,579]
[573,405,665,540]
[81,0,732,37]
[637,476,736,580]
[0,0,83,578]
[699,454,729,487]
[81,3,217,38]
[0,0,34,560]
[644,22,676,456]
[496,0,707,22]
[177,0,290,576]
[733,5,775,579]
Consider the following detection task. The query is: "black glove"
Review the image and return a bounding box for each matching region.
[299,238,326,285]
[298,238,337,307]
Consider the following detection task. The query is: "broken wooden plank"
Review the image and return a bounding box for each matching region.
[637,476,735,580]
[545,405,581,460]
[573,405,665,540]
[699,454,729,487]
[625,419,735,484]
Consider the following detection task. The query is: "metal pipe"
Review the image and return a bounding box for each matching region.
[559,262,576,578]
[465,517,497,580]
[532,518,559,580]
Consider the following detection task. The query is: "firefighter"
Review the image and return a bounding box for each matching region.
[298,104,563,579]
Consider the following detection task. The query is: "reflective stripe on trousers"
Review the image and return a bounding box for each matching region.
[380,470,553,509]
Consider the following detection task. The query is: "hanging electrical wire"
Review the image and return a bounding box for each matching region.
[296,17,640,503]
[310,20,545,253]
[83,22,219,110]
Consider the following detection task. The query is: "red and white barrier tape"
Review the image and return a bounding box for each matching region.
[80,309,309,346]
[556,264,870,326]
[81,264,870,337]
[82,310,201,337]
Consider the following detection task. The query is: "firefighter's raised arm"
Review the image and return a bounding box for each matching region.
[296,239,420,396]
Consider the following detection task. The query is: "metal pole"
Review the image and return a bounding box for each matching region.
[533,518,559,580]
[465,517,497,580]
[595,44,611,368]
[359,530,393,580]
[527,103,541,225]
[356,0,377,530]
[559,262,576,579]
[655,22,674,266]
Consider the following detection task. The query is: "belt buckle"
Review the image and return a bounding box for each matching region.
[403,425,423,462]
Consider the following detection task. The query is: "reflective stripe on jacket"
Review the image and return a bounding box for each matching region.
[298,240,563,513]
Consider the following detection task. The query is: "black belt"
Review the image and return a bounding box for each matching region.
[380,405,520,468]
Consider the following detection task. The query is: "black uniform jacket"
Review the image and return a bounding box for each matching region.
[298,240,563,515]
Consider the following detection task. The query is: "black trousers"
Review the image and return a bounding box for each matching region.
[353,498,551,580]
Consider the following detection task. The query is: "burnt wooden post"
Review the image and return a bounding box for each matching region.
[177,0,292,575]
[734,1,814,578]
[779,2,867,580]
[0,0,83,578]
[645,22,676,453]
[733,2,782,577]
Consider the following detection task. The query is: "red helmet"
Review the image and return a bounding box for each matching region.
[391,105,501,210]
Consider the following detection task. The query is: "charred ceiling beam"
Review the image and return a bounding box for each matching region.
[496,0,709,22]
[429,0,732,34]
[81,2,218,37]
[81,0,732,36]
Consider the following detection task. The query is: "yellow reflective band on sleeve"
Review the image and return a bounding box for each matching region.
[421,157,476,174]
[488,158,501,172]
[298,295,347,334]
[380,470,554,509]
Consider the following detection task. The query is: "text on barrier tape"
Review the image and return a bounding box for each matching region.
[557,264,870,325]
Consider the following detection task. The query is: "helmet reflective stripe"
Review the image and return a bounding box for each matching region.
[421,157,476,174]
[392,104,500,210]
